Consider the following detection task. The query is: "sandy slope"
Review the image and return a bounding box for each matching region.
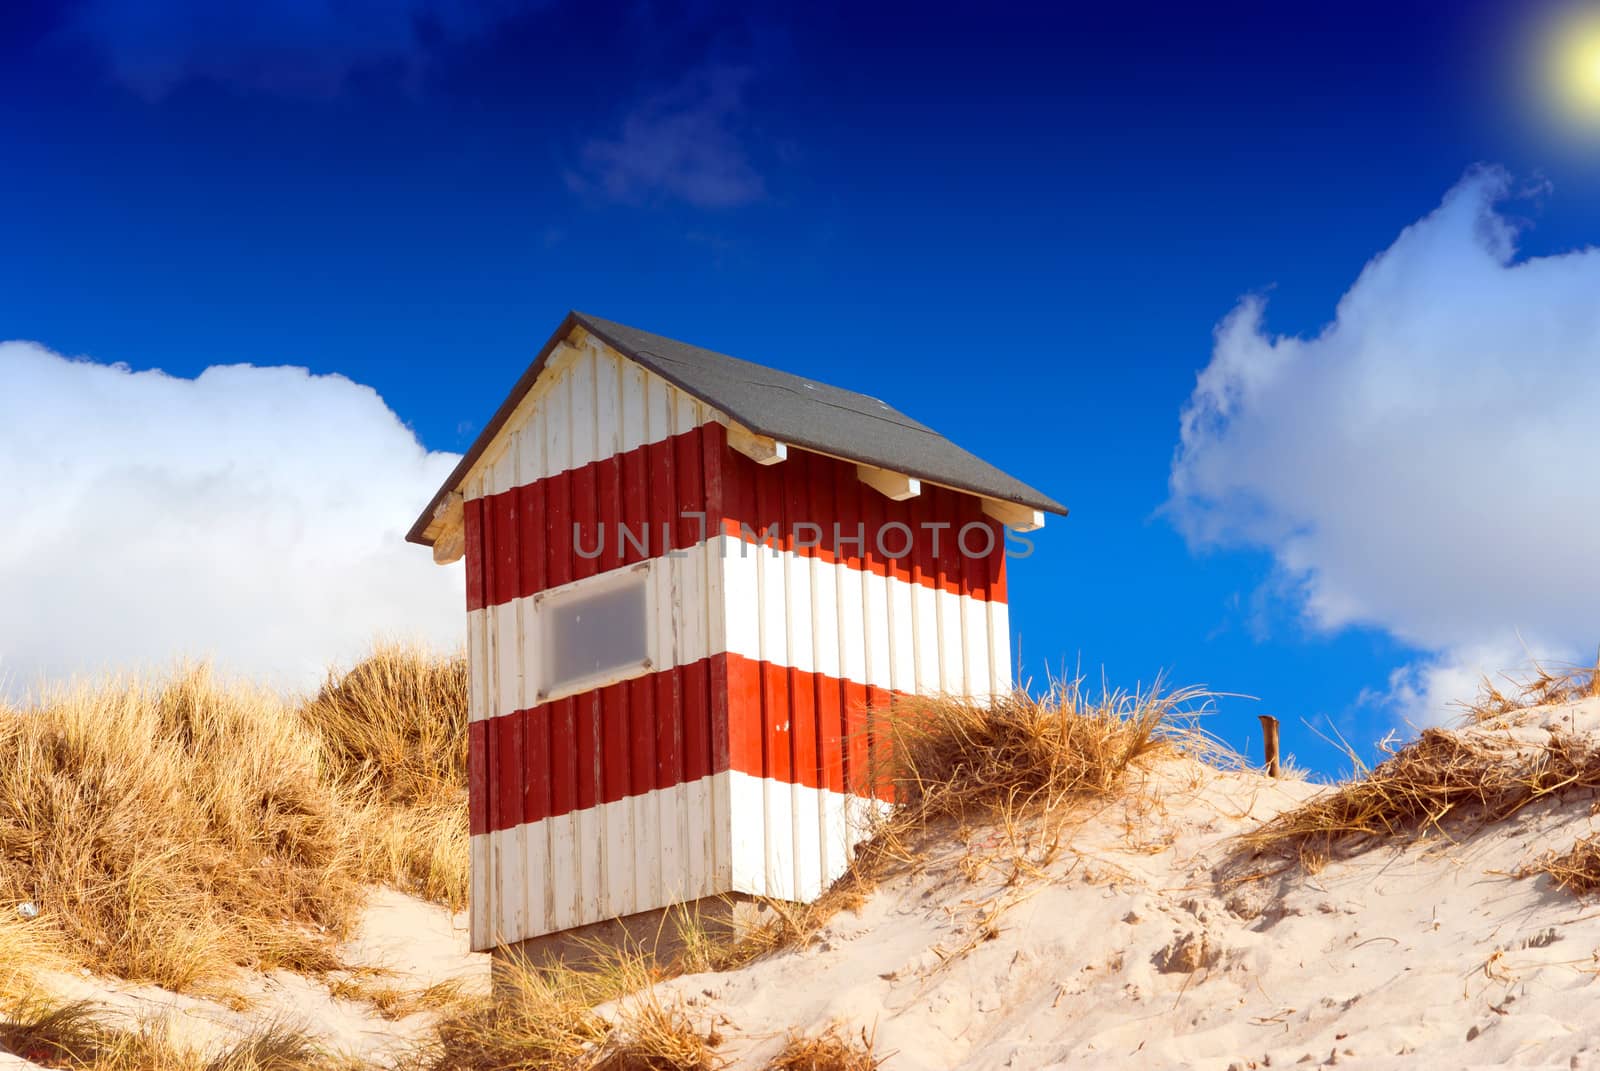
[15,889,489,1067]
[654,699,1600,1070]
[16,701,1600,1069]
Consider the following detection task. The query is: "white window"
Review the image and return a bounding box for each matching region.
[535,565,651,700]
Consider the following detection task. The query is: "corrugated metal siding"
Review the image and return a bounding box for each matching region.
[462,335,724,950]
[715,447,1012,903]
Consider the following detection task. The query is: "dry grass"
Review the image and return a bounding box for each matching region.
[594,990,718,1071]
[326,971,466,1021]
[1,650,1208,1064]
[0,997,335,1071]
[401,946,719,1071]
[1240,727,1600,868]
[1,914,66,1005]
[401,950,645,1071]
[1459,655,1600,722]
[299,644,470,909]
[882,681,1208,830]
[0,645,470,992]
[0,667,361,989]
[1523,834,1600,896]
[0,998,107,1067]
[767,1023,881,1071]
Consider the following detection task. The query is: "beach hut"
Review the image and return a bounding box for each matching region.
[407,312,1066,959]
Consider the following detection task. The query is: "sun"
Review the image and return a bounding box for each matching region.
[1548,10,1600,124]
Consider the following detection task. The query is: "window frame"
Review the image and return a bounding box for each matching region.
[532,561,655,704]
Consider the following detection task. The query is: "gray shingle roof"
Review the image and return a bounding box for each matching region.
[407,312,1066,545]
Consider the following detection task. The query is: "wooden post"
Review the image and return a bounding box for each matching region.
[1258,715,1281,778]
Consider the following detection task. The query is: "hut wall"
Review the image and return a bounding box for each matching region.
[713,446,1012,902]
[461,336,725,950]
[460,332,1015,950]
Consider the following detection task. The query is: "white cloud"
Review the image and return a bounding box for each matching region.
[1169,166,1600,725]
[567,66,766,208]
[0,343,464,697]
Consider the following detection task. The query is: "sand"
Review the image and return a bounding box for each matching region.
[15,888,488,1067]
[650,698,1600,1070]
[14,699,1600,1069]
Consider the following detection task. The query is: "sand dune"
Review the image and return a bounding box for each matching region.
[11,699,1600,1069]
[654,699,1600,1069]
[7,891,487,1068]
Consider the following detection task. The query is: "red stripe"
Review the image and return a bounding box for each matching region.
[464,497,487,613]
[844,680,870,797]
[545,469,572,590]
[473,653,905,834]
[465,427,710,611]
[466,423,1005,613]
[655,669,681,791]
[468,720,488,836]
[816,672,844,794]
[628,674,653,799]
[494,701,524,831]
[524,689,550,825]
[552,697,577,818]
[596,454,623,574]
[576,690,601,812]
[719,446,1008,604]
[601,683,628,807]
[726,650,763,780]
[683,659,711,791]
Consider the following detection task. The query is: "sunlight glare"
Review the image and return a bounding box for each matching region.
[1548,10,1600,125]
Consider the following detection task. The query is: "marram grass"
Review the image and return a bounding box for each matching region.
[0,643,467,992]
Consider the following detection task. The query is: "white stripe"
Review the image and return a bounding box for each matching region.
[466,338,718,502]
[471,771,887,950]
[472,772,694,949]
[468,535,1011,721]
[725,770,887,902]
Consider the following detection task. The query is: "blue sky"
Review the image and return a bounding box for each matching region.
[6,0,1600,773]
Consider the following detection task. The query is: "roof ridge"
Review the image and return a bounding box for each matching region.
[407,312,1066,547]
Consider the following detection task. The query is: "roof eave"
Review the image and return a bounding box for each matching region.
[409,311,1070,546]
[571,313,1069,519]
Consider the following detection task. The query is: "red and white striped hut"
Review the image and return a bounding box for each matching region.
[408,312,1066,959]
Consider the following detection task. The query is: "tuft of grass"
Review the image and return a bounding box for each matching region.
[298,643,471,911]
[195,1023,334,1071]
[298,642,468,813]
[766,1024,881,1071]
[403,951,648,1071]
[347,799,470,913]
[326,971,466,1021]
[882,681,1207,828]
[0,996,338,1071]
[1523,834,1600,896]
[664,884,875,977]
[0,646,471,992]
[0,997,108,1067]
[1241,728,1600,868]
[0,667,363,989]
[1460,652,1600,722]
[401,947,719,1071]
[594,990,718,1071]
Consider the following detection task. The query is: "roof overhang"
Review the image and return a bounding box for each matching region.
[408,313,1065,551]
